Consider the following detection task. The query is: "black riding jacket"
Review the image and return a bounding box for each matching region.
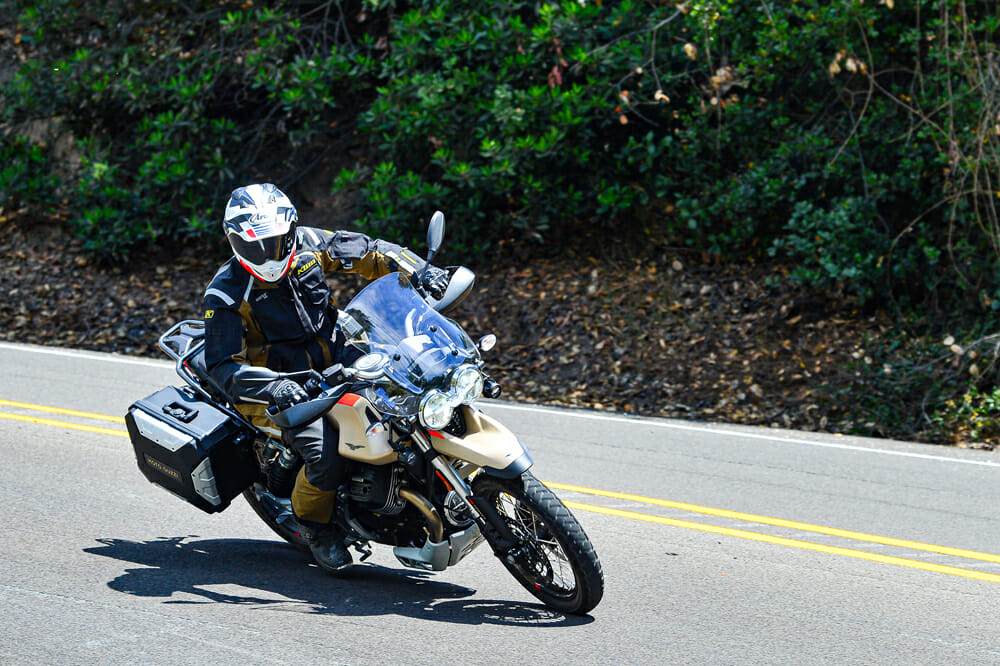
[202,227,424,412]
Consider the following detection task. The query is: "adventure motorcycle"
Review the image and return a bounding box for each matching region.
[125,212,604,615]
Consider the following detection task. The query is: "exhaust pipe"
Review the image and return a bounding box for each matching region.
[398,488,444,543]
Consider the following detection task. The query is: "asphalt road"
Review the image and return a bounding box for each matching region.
[1,341,999,664]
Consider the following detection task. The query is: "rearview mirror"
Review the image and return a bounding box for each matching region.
[427,266,476,313]
[426,211,445,263]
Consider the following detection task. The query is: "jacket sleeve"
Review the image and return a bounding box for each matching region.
[310,228,426,280]
[203,299,278,404]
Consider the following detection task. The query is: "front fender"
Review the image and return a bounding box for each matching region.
[428,406,533,477]
[482,450,534,478]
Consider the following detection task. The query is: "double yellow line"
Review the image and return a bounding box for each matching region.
[2,397,999,583]
[0,398,128,436]
[547,481,1000,584]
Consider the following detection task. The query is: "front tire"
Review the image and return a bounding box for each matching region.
[472,471,604,615]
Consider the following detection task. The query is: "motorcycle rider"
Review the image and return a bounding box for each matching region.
[202,183,449,573]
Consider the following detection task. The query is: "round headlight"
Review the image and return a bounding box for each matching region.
[452,366,484,403]
[420,390,453,430]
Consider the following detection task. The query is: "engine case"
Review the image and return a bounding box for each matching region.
[347,464,406,514]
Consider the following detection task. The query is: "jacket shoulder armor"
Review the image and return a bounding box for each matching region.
[203,259,251,309]
[296,226,334,254]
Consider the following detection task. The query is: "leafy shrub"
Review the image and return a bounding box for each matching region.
[770,198,889,304]
[5,0,999,309]
[0,135,59,214]
[334,0,1000,313]
[1,0,369,256]
[929,386,1000,447]
[822,326,1000,445]
[340,0,698,250]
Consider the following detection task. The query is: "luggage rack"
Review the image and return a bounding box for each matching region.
[159,319,205,360]
[157,320,253,429]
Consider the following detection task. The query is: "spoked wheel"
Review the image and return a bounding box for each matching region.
[472,471,604,615]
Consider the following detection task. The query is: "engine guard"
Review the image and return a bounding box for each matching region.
[393,523,485,571]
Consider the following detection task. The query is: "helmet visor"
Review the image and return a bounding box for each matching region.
[228,222,296,267]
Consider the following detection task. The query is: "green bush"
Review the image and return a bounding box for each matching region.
[929,385,1000,446]
[3,0,1000,309]
[342,0,694,250]
[0,135,59,214]
[821,324,1000,445]
[333,0,1000,310]
[1,0,368,256]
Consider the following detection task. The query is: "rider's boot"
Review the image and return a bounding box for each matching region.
[300,520,353,573]
[291,467,352,572]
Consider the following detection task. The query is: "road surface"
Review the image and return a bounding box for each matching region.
[1,342,999,664]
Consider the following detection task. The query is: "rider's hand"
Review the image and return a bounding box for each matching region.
[266,379,309,410]
[420,265,449,300]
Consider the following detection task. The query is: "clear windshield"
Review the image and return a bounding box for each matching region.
[340,273,480,416]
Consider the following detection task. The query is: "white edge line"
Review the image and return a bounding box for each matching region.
[0,342,172,369]
[2,341,997,469]
[483,402,1000,469]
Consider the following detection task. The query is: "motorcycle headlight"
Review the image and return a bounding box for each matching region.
[419,390,453,430]
[451,366,484,403]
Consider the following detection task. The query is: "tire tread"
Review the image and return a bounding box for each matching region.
[473,471,604,614]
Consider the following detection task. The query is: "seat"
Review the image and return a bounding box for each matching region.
[185,346,232,403]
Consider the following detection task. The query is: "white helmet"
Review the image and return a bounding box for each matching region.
[223,183,298,282]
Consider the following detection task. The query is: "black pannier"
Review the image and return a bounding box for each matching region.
[125,385,259,514]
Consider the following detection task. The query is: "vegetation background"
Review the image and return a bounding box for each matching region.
[3,0,1000,446]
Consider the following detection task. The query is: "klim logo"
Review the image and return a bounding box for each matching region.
[297,258,318,275]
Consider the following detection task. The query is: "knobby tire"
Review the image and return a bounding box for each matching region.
[472,471,604,615]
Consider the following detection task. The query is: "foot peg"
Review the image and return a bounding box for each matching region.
[351,542,373,562]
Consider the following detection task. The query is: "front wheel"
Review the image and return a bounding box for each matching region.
[472,472,604,615]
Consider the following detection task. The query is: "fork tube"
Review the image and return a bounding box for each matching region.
[410,428,519,554]
[410,429,473,501]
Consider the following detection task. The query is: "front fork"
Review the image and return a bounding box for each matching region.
[408,428,520,555]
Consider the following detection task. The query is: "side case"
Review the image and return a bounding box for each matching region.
[125,385,259,514]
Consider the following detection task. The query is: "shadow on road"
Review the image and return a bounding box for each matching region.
[84,536,593,627]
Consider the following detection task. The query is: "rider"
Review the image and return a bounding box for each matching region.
[202,183,449,573]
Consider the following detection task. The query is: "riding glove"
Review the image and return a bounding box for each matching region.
[266,379,309,410]
[421,265,449,300]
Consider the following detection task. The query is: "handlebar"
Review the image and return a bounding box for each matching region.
[265,381,356,429]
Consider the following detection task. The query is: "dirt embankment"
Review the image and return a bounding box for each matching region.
[1,216,897,439]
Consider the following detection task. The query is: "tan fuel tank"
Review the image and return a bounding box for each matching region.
[325,393,397,465]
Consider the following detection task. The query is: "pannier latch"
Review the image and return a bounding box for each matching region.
[163,401,198,423]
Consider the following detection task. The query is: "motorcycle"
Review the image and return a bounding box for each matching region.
[125,212,604,615]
